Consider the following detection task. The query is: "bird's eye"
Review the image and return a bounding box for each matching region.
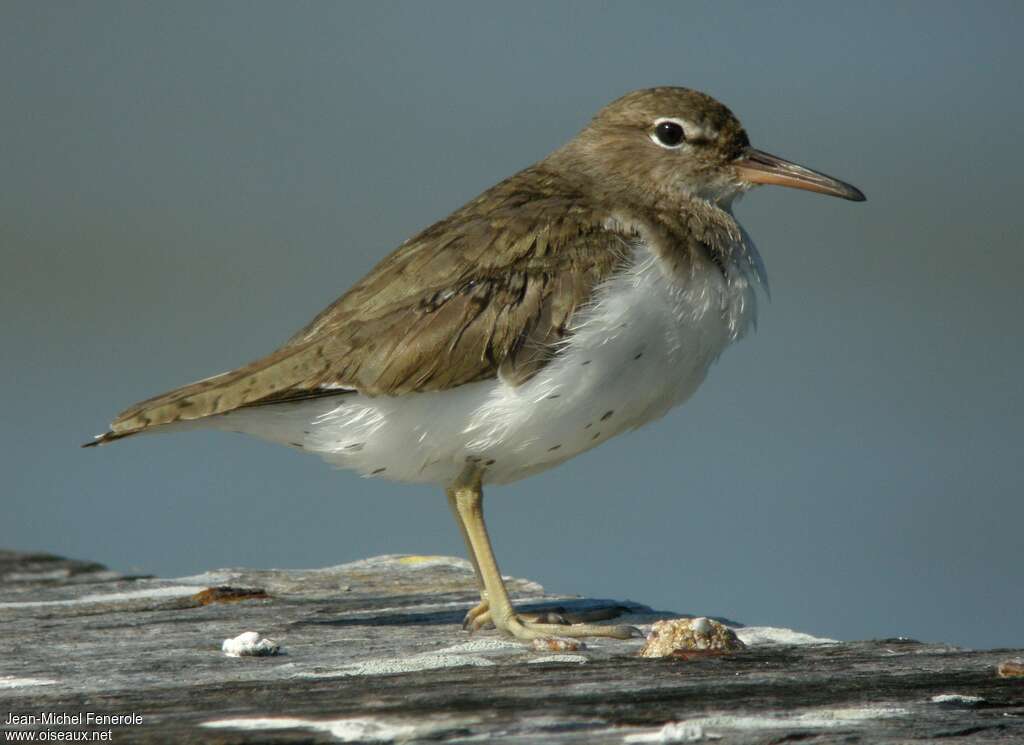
[652,120,686,148]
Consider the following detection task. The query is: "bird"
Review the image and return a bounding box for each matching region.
[86,87,865,641]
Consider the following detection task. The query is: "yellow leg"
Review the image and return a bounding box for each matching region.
[447,467,637,641]
[446,485,490,629]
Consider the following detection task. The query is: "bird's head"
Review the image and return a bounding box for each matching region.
[557,87,865,208]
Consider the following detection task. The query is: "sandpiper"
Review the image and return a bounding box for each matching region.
[87,87,865,641]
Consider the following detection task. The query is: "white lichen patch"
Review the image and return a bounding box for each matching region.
[436,638,524,654]
[396,555,472,569]
[623,721,709,743]
[0,676,57,689]
[696,707,908,731]
[527,654,589,665]
[625,707,907,741]
[170,570,236,585]
[0,585,209,609]
[202,716,452,742]
[301,653,495,678]
[337,554,474,572]
[222,631,281,657]
[640,617,745,657]
[931,693,986,705]
[734,626,838,646]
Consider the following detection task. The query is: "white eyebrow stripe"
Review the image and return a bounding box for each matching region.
[653,116,715,142]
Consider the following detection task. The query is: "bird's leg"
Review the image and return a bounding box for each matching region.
[447,467,637,641]
[446,485,491,630]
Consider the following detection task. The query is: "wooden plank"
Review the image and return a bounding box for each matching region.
[1,550,1021,743]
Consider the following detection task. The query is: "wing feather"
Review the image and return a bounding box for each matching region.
[91,166,631,444]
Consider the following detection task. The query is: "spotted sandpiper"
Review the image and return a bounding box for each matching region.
[87,87,865,641]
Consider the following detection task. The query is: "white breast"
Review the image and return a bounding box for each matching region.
[212,241,761,487]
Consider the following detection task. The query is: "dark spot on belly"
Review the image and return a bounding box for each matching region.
[290,442,304,449]
[584,422,593,429]
[303,430,311,435]
[601,410,614,421]
[548,444,561,452]
[582,360,591,366]
[466,455,483,463]
[345,443,365,451]
[592,432,602,440]
[485,459,496,466]
[634,352,644,360]
[547,394,560,399]
[371,467,387,475]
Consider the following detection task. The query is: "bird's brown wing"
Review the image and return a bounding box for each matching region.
[91,168,631,444]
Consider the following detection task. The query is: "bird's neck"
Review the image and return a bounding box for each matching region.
[642,195,766,290]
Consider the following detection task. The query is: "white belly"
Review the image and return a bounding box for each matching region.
[212,244,758,486]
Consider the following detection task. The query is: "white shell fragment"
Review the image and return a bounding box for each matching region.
[640,617,746,658]
[221,631,281,657]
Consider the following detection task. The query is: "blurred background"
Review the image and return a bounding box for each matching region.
[2,1,1021,649]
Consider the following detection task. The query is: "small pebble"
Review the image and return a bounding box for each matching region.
[997,657,1024,678]
[221,631,281,658]
[640,617,745,658]
[532,637,586,653]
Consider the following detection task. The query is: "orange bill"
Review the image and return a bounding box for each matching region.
[735,149,865,201]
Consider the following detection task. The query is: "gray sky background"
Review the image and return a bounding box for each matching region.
[2,1,1022,649]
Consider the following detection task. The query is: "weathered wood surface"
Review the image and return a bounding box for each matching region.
[1,550,1021,743]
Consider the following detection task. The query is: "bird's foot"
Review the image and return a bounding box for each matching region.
[499,613,640,640]
[462,602,632,634]
[473,603,639,640]
[466,609,570,633]
[464,608,574,632]
[462,599,491,631]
